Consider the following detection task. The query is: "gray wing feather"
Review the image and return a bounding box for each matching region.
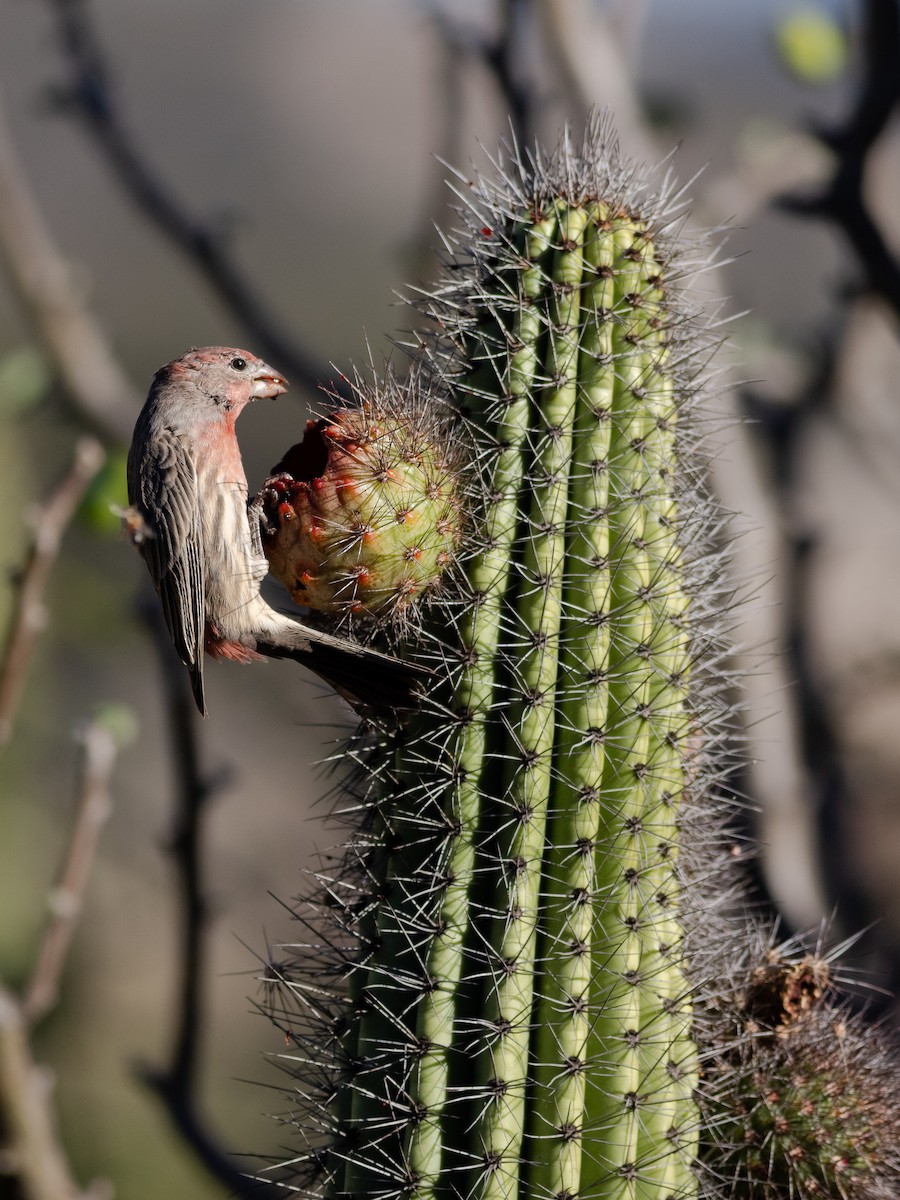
[127,424,206,713]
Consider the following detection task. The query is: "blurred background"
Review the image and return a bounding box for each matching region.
[1,0,897,1196]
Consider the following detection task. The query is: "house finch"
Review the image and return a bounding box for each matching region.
[127,346,422,716]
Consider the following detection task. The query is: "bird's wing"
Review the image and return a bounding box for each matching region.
[127,425,207,713]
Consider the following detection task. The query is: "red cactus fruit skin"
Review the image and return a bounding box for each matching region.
[261,405,462,620]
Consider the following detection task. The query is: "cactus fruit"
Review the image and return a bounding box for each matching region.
[260,370,464,623]
[699,948,900,1199]
[258,117,900,1200]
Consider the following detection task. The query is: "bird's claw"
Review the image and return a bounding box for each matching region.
[248,472,294,558]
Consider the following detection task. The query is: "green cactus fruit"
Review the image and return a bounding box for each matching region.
[261,371,463,622]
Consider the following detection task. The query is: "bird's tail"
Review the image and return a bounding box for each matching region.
[189,662,208,717]
[255,620,427,715]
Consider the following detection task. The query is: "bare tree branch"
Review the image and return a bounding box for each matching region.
[780,0,900,316]
[0,987,89,1200]
[22,720,119,1025]
[0,712,124,1200]
[139,608,247,1196]
[742,0,900,955]
[429,0,540,147]
[488,0,539,147]
[45,0,345,399]
[0,71,138,442]
[540,0,656,160]
[146,619,212,1100]
[0,437,106,752]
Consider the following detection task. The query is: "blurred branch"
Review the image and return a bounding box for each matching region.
[605,0,650,68]
[140,608,246,1195]
[430,0,539,147]
[0,712,124,1200]
[540,0,656,160]
[780,0,900,316]
[0,72,138,443]
[0,437,106,752]
[45,0,344,399]
[751,0,900,946]
[432,0,658,164]
[0,987,88,1200]
[741,312,874,948]
[22,720,119,1025]
[488,0,538,147]
[145,623,210,1096]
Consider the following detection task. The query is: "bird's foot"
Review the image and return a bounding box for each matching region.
[248,472,294,558]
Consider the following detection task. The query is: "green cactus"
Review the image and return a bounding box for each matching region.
[258,121,900,1200]
[260,122,708,1200]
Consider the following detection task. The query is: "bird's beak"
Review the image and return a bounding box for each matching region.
[251,364,289,400]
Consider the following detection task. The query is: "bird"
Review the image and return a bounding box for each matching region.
[126,346,423,716]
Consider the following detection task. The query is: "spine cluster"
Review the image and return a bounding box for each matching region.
[259,120,900,1200]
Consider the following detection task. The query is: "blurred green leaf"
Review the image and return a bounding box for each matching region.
[89,702,139,749]
[0,346,54,416]
[79,451,129,537]
[775,8,847,83]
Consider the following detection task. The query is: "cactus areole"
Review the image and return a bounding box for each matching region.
[268,122,728,1200]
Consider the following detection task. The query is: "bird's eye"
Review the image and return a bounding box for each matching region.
[230,356,247,371]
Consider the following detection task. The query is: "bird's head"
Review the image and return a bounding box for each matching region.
[159,347,289,415]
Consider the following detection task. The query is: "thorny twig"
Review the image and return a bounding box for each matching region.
[139,608,246,1195]
[0,437,106,752]
[45,0,344,400]
[0,713,124,1200]
[0,68,137,442]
